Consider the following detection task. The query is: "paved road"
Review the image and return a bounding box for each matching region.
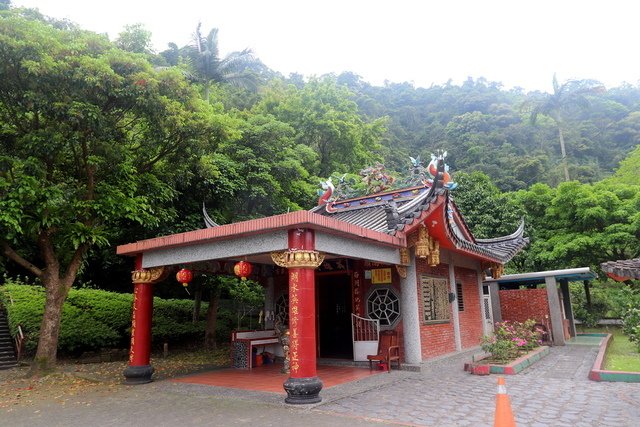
[2,345,639,427]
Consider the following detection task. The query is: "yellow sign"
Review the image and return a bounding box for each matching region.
[371,268,392,284]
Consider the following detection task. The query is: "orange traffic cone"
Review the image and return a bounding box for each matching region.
[494,376,516,427]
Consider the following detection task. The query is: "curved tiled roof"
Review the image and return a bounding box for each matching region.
[309,184,440,233]
[601,258,640,280]
[310,166,528,263]
[443,197,528,263]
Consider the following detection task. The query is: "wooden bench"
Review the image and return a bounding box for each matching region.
[230,329,279,369]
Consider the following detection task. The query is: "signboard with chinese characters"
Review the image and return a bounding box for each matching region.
[318,258,351,273]
[371,268,392,284]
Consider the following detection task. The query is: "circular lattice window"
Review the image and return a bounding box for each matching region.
[275,294,289,326]
[366,286,401,328]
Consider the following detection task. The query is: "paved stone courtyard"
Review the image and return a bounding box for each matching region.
[2,345,639,426]
[319,345,640,426]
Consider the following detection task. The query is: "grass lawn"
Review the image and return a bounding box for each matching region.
[577,326,640,372]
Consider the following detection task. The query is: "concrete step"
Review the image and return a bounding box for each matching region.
[0,362,18,370]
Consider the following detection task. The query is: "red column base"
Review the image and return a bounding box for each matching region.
[123,364,154,385]
[283,376,323,404]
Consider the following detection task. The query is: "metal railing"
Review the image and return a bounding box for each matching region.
[7,295,25,362]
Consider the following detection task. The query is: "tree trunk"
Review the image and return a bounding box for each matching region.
[32,277,70,374]
[204,286,220,349]
[204,82,211,103]
[558,125,570,181]
[583,280,592,308]
[192,283,202,323]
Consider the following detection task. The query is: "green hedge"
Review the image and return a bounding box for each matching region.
[0,282,210,355]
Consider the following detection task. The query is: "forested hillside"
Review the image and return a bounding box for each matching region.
[335,73,640,190]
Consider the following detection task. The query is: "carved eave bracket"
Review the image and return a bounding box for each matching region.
[483,262,504,279]
[271,250,325,269]
[396,265,407,279]
[395,248,410,279]
[131,266,168,284]
[399,248,410,265]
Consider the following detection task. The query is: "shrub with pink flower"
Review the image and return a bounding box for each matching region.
[481,319,542,363]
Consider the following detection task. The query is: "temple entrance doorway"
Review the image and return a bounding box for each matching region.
[317,274,353,359]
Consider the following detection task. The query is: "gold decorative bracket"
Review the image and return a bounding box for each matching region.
[415,224,440,266]
[271,250,325,269]
[131,266,168,284]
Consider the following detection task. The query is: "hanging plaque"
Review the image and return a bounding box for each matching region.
[371,268,392,284]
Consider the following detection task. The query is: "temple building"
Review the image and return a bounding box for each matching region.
[117,154,529,404]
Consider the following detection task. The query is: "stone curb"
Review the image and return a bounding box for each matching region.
[589,333,640,382]
[466,346,550,375]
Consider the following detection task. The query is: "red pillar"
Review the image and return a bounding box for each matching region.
[273,229,324,404]
[288,268,317,379]
[123,256,165,384]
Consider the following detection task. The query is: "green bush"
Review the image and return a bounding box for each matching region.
[622,306,640,353]
[570,282,609,327]
[0,281,45,352]
[607,286,640,318]
[481,319,542,363]
[66,289,133,331]
[573,300,608,328]
[0,281,216,355]
[58,304,121,353]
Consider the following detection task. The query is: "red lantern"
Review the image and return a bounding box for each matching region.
[234,261,253,281]
[176,268,193,288]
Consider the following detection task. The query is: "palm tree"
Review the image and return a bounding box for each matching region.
[527,74,604,181]
[187,23,261,102]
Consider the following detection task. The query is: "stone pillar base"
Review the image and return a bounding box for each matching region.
[283,376,323,404]
[123,364,154,385]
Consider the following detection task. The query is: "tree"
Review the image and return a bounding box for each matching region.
[115,23,153,54]
[510,181,640,272]
[186,23,261,102]
[451,171,524,239]
[225,114,317,217]
[0,12,219,372]
[526,74,604,181]
[256,77,387,177]
[608,143,640,186]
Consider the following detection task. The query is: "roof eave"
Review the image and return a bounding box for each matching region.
[117,210,406,256]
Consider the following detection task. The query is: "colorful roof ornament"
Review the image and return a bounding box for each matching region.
[317,178,337,213]
[426,151,457,190]
[309,150,527,264]
[359,162,396,194]
[404,155,430,187]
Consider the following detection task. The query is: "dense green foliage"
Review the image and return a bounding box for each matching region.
[0,281,212,354]
[622,307,640,352]
[341,75,640,190]
[510,180,640,272]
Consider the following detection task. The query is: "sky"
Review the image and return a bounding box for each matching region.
[11,0,640,93]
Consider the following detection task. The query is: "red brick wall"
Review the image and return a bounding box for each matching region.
[413,261,485,359]
[499,288,550,326]
[455,266,483,348]
[415,261,456,358]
